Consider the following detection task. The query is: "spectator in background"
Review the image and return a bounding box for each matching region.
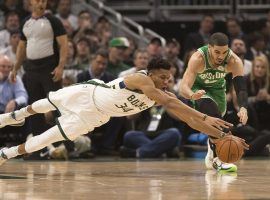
[55,0,78,30]
[73,10,93,42]
[119,48,149,77]
[10,0,68,159]
[0,11,20,49]
[245,56,270,130]
[226,17,245,45]
[0,55,28,147]
[94,16,112,48]
[74,37,91,70]
[17,0,31,19]
[0,0,19,16]
[231,38,252,75]
[47,0,59,14]
[0,29,20,64]
[120,75,182,158]
[107,37,130,77]
[147,37,163,59]
[65,39,76,69]
[61,18,74,38]
[257,19,270,57]
[0,55,28,114]
[165,38,184,78]
[123,37,137,66]
[245,32,266,61]
[184,14,214,52]
[62,39,80,82]
[83,28,100,53]
[77,49,115,83]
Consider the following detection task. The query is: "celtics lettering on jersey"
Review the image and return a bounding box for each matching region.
[193,45,231,89]
[114,94,149,113]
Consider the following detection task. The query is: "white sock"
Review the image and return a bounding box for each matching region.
[14,107,31,121]
[3,146,19,159]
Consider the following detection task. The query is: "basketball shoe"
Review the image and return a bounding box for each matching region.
[0,112,25,128]
[205,139,237,172]
[0,148,8,166]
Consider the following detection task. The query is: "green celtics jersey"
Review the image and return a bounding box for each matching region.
[192,45,232,116]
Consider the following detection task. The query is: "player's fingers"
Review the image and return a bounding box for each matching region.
[217,120,232,129]
[241,141,249,150]
[218,118,233,126]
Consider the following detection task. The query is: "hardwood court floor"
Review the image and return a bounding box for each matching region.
[0,159,269,200]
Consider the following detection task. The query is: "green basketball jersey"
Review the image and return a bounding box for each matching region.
[192,45,232,116]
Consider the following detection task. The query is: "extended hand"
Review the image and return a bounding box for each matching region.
[237,107,248,125]
[191,90,206,100]
[51,66,63,82]
[212,135,249,150]
[205,116,233,130]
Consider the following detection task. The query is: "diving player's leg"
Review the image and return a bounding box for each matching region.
[0,125,65,165]
[196,98,237,172]
[0,99,56,128]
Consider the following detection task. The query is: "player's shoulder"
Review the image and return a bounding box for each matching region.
[190,51,204,63]
[228,51,242,65]
[124,72,153,88]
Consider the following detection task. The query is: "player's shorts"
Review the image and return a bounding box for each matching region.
[192,87,226,116]
[47,82,110,141]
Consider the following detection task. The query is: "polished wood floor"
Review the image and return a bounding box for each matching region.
[0,159,269,200]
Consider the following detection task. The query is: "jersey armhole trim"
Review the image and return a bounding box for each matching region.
[197,49,206,73]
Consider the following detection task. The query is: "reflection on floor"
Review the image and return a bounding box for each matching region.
[0,159,269,200]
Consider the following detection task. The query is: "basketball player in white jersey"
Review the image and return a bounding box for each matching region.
[0,58,248,165]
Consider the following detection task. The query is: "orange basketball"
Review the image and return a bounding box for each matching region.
[215,135,244,163]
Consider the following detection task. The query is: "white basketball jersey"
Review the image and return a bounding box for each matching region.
[93,73,155,117]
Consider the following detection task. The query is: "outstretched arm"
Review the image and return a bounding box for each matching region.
[227,53,248,125]
[125,74,232,138]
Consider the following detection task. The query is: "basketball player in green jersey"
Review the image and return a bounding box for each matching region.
[180,33,248,172]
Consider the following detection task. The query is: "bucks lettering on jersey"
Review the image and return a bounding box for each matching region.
[192,45,232,115]
[92,70,156,117]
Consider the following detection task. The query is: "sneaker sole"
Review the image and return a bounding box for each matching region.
[218,165,238,173]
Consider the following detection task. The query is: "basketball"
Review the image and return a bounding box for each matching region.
[215,135,244,163]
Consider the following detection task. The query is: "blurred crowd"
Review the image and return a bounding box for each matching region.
[0,0,270,160]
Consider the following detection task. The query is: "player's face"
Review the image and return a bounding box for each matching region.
[149,69,171,91]
[30,0,47,14]
[209,45,229,66]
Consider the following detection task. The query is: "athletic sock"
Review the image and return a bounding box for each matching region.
[14,107,31,121]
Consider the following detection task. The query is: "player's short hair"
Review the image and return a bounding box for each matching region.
[147,57,171,71]
[209,32,229,46]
